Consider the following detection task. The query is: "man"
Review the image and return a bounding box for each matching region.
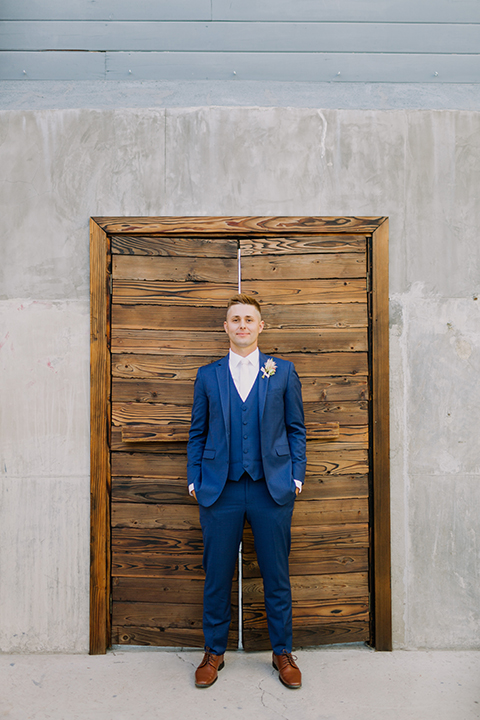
[187,294,306,689]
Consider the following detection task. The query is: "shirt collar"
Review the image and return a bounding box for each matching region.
[229,347,259,368]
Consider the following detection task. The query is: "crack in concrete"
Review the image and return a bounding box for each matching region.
[258,676,290,719]
[175,652,197,669]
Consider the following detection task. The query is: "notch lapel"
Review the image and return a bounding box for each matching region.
[216,356,230,438]
[258,352,269,419]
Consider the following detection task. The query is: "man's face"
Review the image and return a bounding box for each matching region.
[224,303,264,355]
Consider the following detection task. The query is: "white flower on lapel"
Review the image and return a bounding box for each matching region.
[261,358,277,379]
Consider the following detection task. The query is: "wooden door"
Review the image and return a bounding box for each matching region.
[240,235,370,648]
[109,236,239,648]
[89,217,391,654]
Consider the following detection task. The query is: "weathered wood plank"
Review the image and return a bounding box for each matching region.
[111,352,368,378]
[242,253,366,280]
[241,235,366,255]
[113,254,237,281]
[111,376,368,404]
[111,525,369,554]
[111,401,368,431]
[303,401,368,426]
[244,621,369,650]
[276,352,368,376]
[112,576,209,603]
[111,302,368,331]
[112,379,193,405]
[113,601,206,628]
[111,451,187,478]
[112,234,237,256]
[111,234,366,256]
[112,626,238,649]
[112,527,203,554]
[112,552,204,578]
[111,327,367,354]
[111,353,222,379]
[245,547,369,577]
[111,430,187,454]
[291,498,369,526]
[121,425,190,442]
[244,598,369,627]
[297,474,369,501]
[112,252,365,282]
[111,473,368,505]
[243,572,368,603]
[112,527,203,553]
[112,502,199,529]
[289,524,369,548]
[113,278,366,305]
[112,304,226,330]
[96,216,385,235]
[112,476,196,504]
[112,280,237,306]
[305,449,369,476]
[306,426,368,450]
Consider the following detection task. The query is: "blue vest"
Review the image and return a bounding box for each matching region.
[228,371,264,482]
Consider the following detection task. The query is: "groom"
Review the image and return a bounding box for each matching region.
[187,294,306,689]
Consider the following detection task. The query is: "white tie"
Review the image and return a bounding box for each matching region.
[238,358,250,402]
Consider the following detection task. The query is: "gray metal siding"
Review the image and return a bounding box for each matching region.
[1,2,480,81]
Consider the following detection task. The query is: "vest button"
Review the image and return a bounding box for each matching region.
[242,407,247,411]
[243,435,248,439]
[244,449,248,453]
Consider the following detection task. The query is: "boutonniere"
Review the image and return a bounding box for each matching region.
[261,358,277,379]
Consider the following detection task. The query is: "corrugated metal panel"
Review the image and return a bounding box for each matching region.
[2,0,479,22]
[0,0,212,21]
[0,51,106,80]
[2,51,478,82]
[1,21,479,53]
[1,2,479,82]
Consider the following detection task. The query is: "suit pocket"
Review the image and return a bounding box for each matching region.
[275,444,290,457]
[203,449,216,459]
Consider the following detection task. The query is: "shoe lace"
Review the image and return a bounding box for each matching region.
[280,650,298,667]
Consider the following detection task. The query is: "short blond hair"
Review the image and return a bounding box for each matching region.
[226,294,262,317]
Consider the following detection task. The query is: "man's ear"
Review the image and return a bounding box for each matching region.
[224,320,228,333]
[259,320,265,333]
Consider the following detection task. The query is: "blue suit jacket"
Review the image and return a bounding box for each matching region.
[187,352,306,507]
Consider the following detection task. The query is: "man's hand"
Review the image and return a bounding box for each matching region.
[192,489,197,501]
[295,487,300,496]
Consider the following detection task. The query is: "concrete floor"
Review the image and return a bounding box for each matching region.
[1,646,479,720]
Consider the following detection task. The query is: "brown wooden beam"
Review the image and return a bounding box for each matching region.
[370,219,392,650]
[90,219,112,654]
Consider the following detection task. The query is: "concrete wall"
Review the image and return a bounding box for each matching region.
[1,104,479,651]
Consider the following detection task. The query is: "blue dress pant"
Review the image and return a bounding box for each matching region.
[198,474,295,655]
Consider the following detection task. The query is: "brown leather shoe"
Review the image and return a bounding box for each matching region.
[195,651,225,688]
[272,651,302,689]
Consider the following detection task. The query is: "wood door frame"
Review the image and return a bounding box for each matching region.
[90,216,391,654]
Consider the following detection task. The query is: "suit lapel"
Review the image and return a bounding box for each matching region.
[216,356,230,436]
[258,352,269,419]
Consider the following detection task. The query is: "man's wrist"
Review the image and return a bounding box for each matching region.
[294,479,302,493]
[188,483,195,496]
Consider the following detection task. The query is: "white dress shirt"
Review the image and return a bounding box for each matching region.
[229,347,259,401]
[188,348,302,495]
